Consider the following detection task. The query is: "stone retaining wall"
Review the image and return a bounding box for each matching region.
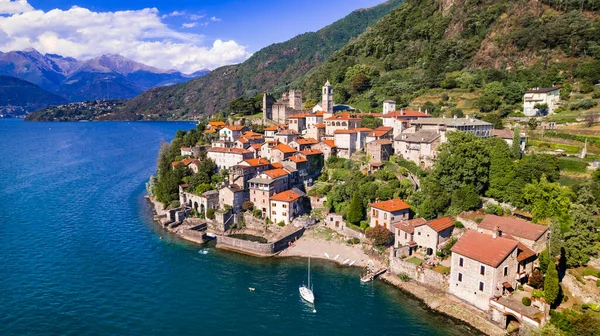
[216,227,305,257]
[389,255,448,291]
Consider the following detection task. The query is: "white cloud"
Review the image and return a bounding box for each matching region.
[210,16,221,22]
[182,22,196,29]
[0,0,33,14]
[0,2,251,73]
[189,14,205,21]
[161,10,185,19]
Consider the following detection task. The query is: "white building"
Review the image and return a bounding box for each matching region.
[491,129,527,153]
[219,126,247,142]
[394,131,441,168]
[523,87,561,116]
[382,100,396,114]
[269,188,306,225]
[207,147,253,171]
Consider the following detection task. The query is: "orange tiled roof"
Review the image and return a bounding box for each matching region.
[224,125,246,131]
[375,126,393,131]
[272,143,297,154]
[426,216,455,232]
[263,168,289,179]
[288,114,307,119]
[301,148,322,156]
[393,218,427,234]
[334,129,357,134]
[325,112,360,121]
[295,138,319,145]
[243,158,270,167]
[270,189,302,202]
[451,230,518,268]
[313,123,326,129]
[208,121,226,127]
[250,144,262,150]
[368,130,390,137]
[172,158,201,167]
[271,162,283,169]
[204,129,216,133]
[322,139,336,148]
[288,154,308,163]
[264,126,279,131]
[237,137,249,144]
[355,127,373,132]
[369,198,410,212]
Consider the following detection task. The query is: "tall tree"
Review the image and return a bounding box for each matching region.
[486,137,515,201]
[522,175,572,224]
[346,192,364,225]
[511,128,522,159]
[564,204,599,268]
[544,261,559,306]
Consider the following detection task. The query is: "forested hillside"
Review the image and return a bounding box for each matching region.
[123,0,404,119]
[0,76,67,117]
[299,0,600,114]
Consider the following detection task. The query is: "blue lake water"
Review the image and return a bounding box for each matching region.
[0,119,479,335]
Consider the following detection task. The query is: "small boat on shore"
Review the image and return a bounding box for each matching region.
[342,259,350,265]
[206,232,217,238]
[324,252,330,259]
[348,260,356,266]
[333,254,340,261]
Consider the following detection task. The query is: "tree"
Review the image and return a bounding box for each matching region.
[522,175,572,224]
[534,103,549,115]
[544,262,559,306]
[366,225,392,246]
[427,132,490,195]
[511,128,522,159]
[528,118,538,130]
[449,184,482,215]
[206,208,215,220]
[346,192,364,225]
[242,201,254,212]
[538,249,550,273]
[486,137,515,201]
[482,113,504,129]
[564,204,599,268]
[548,220,562,259]
[361,114,383,129]
[303,98,318,110]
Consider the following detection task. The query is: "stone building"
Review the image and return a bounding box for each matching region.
[262,89,304,124]
[394,131,441,168]
[171,158,201,174]
[269,143,298,163]
[382,100,396,114]
[365,126,393,143]
[410,116,493,142]
[288,114,307,133]
[477,215,549,253]
[393,216,455,256]
[219,184,248,213]
[449,230,519,311]
[366,139,394,164]
[368,198,410,231]
[289,138,319,151]
[325,112,361,136]
[321,81,334,114]
[229,158,272,189]
[248,169,290,217]
[311,140,337,160]
[305,123,326,141]
[275,129,300,144]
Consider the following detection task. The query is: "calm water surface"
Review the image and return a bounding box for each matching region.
[0,119,479,335]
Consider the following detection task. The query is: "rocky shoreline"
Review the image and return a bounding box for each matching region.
[147,197,504,336]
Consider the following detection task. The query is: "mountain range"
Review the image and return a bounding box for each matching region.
[0,49,209,114]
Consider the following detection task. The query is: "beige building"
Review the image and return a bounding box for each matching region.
[449,230,519,311]
[269,188,306,225]
[288,114,307,134]
[248,169,290,217]
[305,123,326,141]
[275,129,300,144]
[207,147,253,171]
[219,184,248,213]
[325,113,361,136]
[171,158,202,174]
[394,131,441,168]
[369,198,410,231]
[523,87,560,116]
[394,216,455,256]
[289,138,319,151]
[366,139,394,164]
[270,143,297,163]
[311,140,337,160]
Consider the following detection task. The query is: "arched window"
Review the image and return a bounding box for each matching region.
[342,121,347,126]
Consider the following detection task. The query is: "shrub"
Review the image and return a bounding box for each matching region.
[522,297,532,306]
[532,290,545,299]
[346,237,360,245]
[206,208,215,220]
[242,201,254,212]
[398,272,410,282]
[518,284,524,291]
[529,269,544,289]
[454,221,464,229]
[277,221,285,227]
[252,209,262,218]
[169,200,181,209]
[582,269,600,278]
[597,280,600,287]
[365,226,393,246]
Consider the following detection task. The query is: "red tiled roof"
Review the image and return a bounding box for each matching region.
[426,216,455,232]
[288,154,308,163]
[517,242,537,262]
[313,123,326,129]
[203,129,216,133]
[451,230,518,267]
[355,127,373,132]
[208,121,226,127]
[263,168,289,179]
[301,148,323,156]
[264,126,279,131]
[224,125,246,131]
[243,158,270,167]
[384,109,431,118]
[271,162,283,169]
[325,112,360,121]
[272,143,297,154]
[479,215,548,241]
[334,129,357,134]
[295,138,319,145]
[370,199,410,212]
[322,140,336,148]
[270,189,303,202]
[277,129,299,135]
[394,218,427,234]
[368,130,390,137]
[375,126,393,132]
[172,158,201,167]
[207,147,251,154]
[237,137,249,144]
[288,114,307,119]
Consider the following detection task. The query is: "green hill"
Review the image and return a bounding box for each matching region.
[123,0,404,119]
[298,0,600,115]
[0,75,67,117]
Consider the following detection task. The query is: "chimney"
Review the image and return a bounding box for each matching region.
[453,115,457,119]
[425,109,428,115]
[418,107,421,112]
[492,226,501,239]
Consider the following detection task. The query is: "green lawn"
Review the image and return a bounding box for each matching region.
[559,158,589,173]
[406,257,424,266]
[527,140,581,154]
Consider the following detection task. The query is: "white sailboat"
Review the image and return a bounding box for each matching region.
[299,257,315,304]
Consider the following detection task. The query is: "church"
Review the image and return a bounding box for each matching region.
[262,81,334,124]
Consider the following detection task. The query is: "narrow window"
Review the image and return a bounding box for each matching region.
[479,282,484,291]
[480,265,485,276]
[458,273,463,282]
[503,266,508,276]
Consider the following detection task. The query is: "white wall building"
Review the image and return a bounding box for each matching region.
[523,87,561,116]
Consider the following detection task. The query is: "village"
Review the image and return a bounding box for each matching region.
[149,81,600,336]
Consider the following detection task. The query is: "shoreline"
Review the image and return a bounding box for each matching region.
[146,196,503,336]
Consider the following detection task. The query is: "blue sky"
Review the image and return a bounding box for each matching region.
[23,0,385,54]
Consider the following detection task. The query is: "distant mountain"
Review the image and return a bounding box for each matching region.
[0,75,68,117]
[123,0,405,119]
[0,49,209,102]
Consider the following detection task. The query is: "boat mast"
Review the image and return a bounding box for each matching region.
[308,257,311,289]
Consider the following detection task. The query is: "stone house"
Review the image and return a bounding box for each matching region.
[288,114,307,133]
[219,125,247,142]
[477,215,549,253]
[171,158,201,174]
[366,139,394,164]
[269,188,306,225]
[275,129,300,144]
[305,123,326,141]
[206,147,253,171]
[394,216,455,256]
[394,131,441,168]
[219,184,248,213]
[365,126,393,143]
[449,230,519,311]
[229,158,272,189]
[248,144,262,158]
[369,198,410,231]
[523,87,560,116]
[270,143,297,163]
[305,111,324,130]
[411,117,493,142]
[179,186,219,215]
[311,140,337,160]
[248,169,290,217]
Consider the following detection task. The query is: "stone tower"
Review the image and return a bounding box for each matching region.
[321,81,334,113]
[289,89,302,110]
[262,93,275,120]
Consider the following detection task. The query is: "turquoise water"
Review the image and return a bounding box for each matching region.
[0,119,479,335]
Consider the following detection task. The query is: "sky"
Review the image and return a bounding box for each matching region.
[0,0,386,73]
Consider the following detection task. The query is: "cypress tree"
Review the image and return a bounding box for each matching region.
[346,193,364,225]
[544,262,559,306]
[511,128,522,159]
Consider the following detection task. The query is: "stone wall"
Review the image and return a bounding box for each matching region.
[309,196,326,209]
[389,254,448,291]
[456,215,479,230]
[324,213,367,241]
[243,211,268,232]
[216,227,305,257]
